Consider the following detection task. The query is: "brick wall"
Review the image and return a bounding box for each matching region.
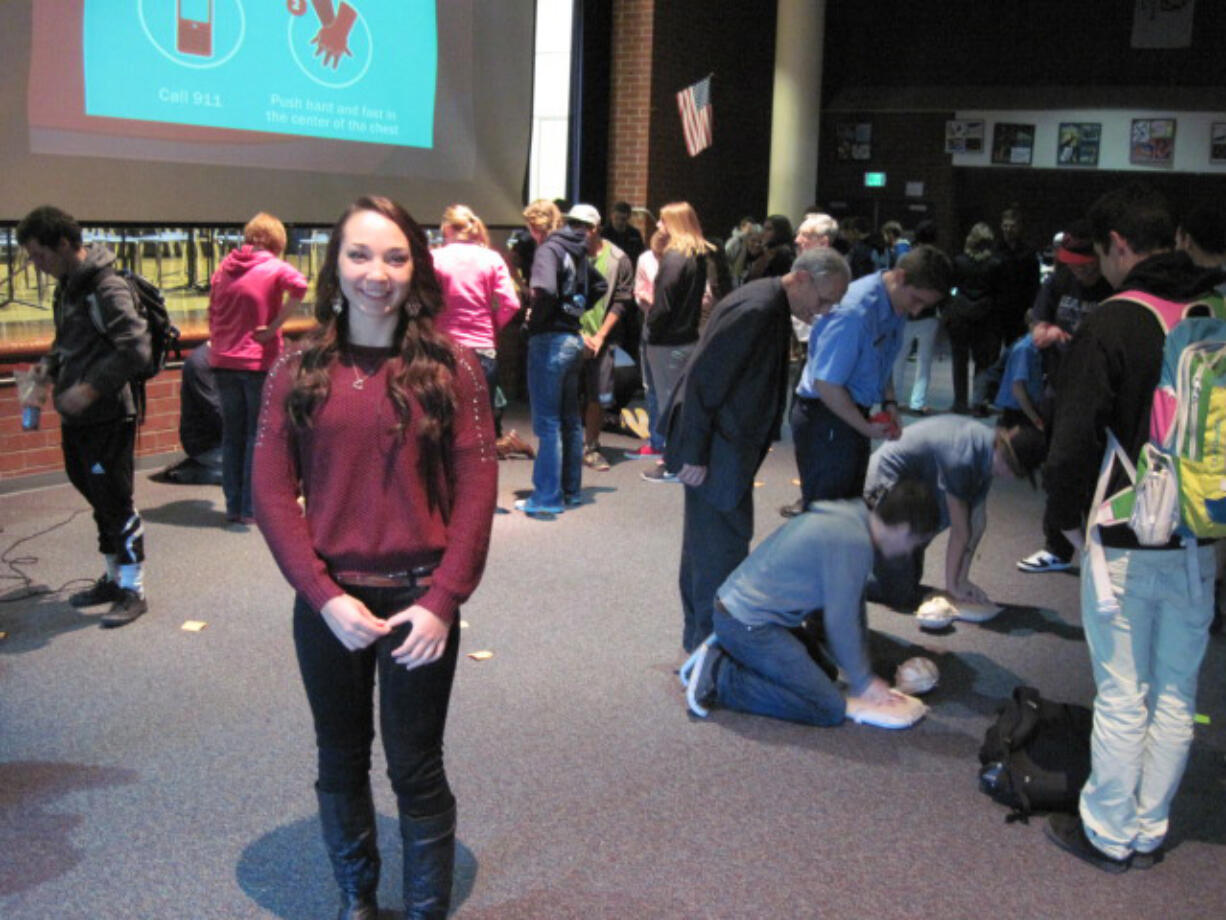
[1,366,184,482]
[605,0,777,240]
[607,0,655,208]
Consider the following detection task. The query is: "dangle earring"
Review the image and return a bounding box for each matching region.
[332,295,343,315]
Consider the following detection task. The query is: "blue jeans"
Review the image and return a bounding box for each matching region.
[711,605,846,726]
[526,332,584,510]
[474,350,502,437]
[215,368,267,519]
[639,341,663,451]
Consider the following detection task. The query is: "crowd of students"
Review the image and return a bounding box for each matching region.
[16,182,1226,914]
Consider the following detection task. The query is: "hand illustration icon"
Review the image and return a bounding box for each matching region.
[309,0,336,25]
[311,1,357,69]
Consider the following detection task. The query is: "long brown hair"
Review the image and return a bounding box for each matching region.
[289,195,459,514]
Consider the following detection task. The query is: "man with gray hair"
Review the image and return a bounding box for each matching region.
[662,247,850,652]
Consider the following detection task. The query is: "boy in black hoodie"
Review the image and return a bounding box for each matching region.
[1042,185,1225,872]
[18,205,152,627]
[515,208,608,515]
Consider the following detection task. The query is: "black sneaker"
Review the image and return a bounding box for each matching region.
[1131,846,1165,870]
[100,589,148,629]
[69,576,123,608]
[779,498,805,518]
[1044,814,1131,874]
[641,464,678,483]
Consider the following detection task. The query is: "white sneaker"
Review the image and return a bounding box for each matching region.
[1017,549,1072,573]
[685,637,722,718]
[844,690,927,729]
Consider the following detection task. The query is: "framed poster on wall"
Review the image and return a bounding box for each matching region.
[1211,122,1226,165]
[991,123,1034,165]
[1057,122,1101,166]
[1130,118,1176,167]
[944,119,984,154]
[836,121,872,161]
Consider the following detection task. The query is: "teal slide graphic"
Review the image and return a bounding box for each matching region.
[82,0,437,148]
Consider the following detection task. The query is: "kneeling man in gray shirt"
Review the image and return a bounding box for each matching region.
[682,481,939,726]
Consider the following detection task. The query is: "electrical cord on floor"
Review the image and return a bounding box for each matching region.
[0,509,95,603]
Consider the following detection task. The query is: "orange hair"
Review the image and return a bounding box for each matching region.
[243,212,287,256]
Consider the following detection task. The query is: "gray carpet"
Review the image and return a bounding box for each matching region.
[2,357,1224,919]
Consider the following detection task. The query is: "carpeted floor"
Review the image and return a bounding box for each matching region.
[2,360,1224,919]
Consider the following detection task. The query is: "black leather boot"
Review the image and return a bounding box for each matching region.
[400,805,456,920]
[317,786,380,920]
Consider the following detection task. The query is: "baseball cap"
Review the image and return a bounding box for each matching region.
[564,204,601,227]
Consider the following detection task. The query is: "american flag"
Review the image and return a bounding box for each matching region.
[676,75,713,157]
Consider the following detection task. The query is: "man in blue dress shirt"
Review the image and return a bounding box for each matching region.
[788,245,951,511]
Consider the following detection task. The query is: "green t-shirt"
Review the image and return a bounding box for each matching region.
[579,241,613,336]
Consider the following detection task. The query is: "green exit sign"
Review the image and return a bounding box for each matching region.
[864,172,887,188]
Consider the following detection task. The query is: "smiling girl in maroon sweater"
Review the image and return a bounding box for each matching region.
[252,196,495,919]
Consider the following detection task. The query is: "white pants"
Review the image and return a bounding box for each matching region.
[1078,543,1216,859]
[891,316,939,410]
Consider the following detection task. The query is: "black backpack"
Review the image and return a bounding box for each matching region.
[977,685,1093,823]
[88,268,182,420]
[557,251,592,319]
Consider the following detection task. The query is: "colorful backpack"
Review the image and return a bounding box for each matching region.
[1088,290,1226,613]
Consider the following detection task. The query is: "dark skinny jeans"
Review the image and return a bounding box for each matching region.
[293,586,460,818]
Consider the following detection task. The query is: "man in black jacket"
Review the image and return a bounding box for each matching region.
[1042,184,1224,872]
[18,205,152,627]
[662,247,849,652]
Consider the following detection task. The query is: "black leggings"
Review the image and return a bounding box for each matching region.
[293,586,460,818]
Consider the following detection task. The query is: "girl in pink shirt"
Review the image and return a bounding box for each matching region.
[430,204,520,437]
[207,212,307,522]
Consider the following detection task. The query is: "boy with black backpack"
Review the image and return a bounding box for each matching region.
[17,205,153,628]
[1041,185,1225,872]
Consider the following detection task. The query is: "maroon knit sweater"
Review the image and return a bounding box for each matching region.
[253,343,498,622]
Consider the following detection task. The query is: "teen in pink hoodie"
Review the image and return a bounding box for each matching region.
[208,212,308,523]
[430,204,521,436]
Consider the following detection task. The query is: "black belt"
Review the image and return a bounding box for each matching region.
[797,395,870,418]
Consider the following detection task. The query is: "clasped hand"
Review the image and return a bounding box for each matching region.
[320,594,449,670]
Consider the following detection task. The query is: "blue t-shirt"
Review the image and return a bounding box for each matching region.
[995,333,1043,410]
[798,271,904,407]
[862,415,995,532]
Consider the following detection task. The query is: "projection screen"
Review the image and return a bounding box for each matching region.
[3,0,536,224]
